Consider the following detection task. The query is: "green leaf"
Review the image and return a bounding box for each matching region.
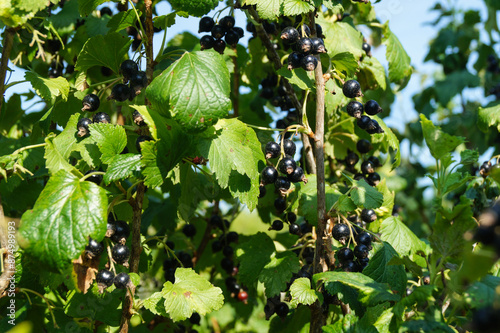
[276,67,315,91]
[434,71,480,106]
[420,114,465,160]
[25,72,70,102]
[349,178,384,210]
[146,50,231,133]
[16,0,46,12]
[363,242,407,296]
[282,0,315,16]
[44,114,80,175]
[318,15,363,59]
[160,268,224,321]
[18,170,107,272]
[244,0,281,20]
[358,56,387,91]
[464,275,500,308]
[107,9,140,33]
[78,0,107,16]
[198,119,265,210]
[382,22,412,89]
[259,252,301,297]
[143,291,167,316]
[336,194,357,213]
[153,12,180,30]
[314,271,400,306]
[460,149,479,166]
[103,154,141,184]
[89,123,127,164]
[331,52,359,78]
[299,174,342,226]
[290,278,320,307]
[370,115,400,169]
[380,217,427,265]
[478,104,500,133]
[76,32,132,74]
[236,232,275,286]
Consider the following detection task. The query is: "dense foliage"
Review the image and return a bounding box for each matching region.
[1,0,500,332]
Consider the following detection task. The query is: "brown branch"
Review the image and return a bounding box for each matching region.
[0,28,16,116]
[144,0,155,86]
[231,55,240,117]
[247,8,316,173]
[193,223,213,266]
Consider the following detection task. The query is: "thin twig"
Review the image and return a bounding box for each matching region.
[0,28,16,116]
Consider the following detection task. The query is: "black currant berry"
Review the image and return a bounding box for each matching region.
[288,166,305,183]
[199,16,215,33]
[263,21,277,35]
[178,252,193,268]
[96,269,114,287]
[190,313,201,325]
[296,38,313,54]
[362,42,371,54]
[220,257,234,272]
[246,22,256,33]
[278,157,297,175]
[288,52,303,70]
[280,27,299,44]
[354,244,369,259]
[77,118,92,137]
[100,7,112,17]
[92,112,111,124]
[132,110,146,126]
[297,24,310,37]
[316,24,324,38]
[342,80,362,98]
[219,16,235,31]
[261,166,279,185]
[364,100,382,115]
[289,223,301,235]
[356,232,372,247]
[356,139,372,154]
[182,224,196,238]
[274,197,287,212]
[223,245,234,258]
[286,212,297,223]
[211,25,225,39]
[358,257,369,270]
[361,160,376,174]
[259,185,267,198]
[480,161,492,177]
[213,39,226,55]
[301,54,318,71]
[357,115,371,130]
[346,101,363,118]
[48,66,63,78]
[275,302,289,318]
[225,30,240,47]
[86,238,104,257]
[233,27,244,38]
[260,87,274,99]
[337,247,354,263]
[271,220,284,231]
[120,60,138,82]
[310,38,327,54]
[366,172,381,186]
[265,141,281,159]
[283,139,296,156]
[212,240,223,252]
[136,135,153,153]
[345,152,359,166]
[226,231,239,243]
[111,220,130,243]
[200,35,215,50]
[275,177,291,192]
[368,156,380,168]
[366,119,384,134]
[129,71,147,93]
[114,272,130,289]
[112,244,130,264]
[360,209,377,223]
[85,170,103,185]
[109,84,131,102]
[82,94,100,112]
[343,261,359,272]
[277,85,287,96]
[332,224,350,242]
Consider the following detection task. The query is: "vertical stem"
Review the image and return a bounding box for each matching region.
[0,28,16,116]
[144,0,155,86]
[231,55,240,117]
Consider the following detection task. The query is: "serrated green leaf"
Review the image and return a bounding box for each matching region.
[380,217,427,261]
[198,119,265,210]
[103,154,141,184]
[434,71,480,106]
[420,114,465,160]
[282,0,314,16]
[25,72,70,102]
[89,123,127,165]
[16,0,46,13]
[350,178,383,209]
[464,275,500,308]
[143,291,167,316]
[460,149,479,165]
[174,163,213,221]
[382,22,412,89]
[153,12,178,30]
[277,67,315,91]
[290,278,319,306]
[358,56,387,91]
[363,242,407,296]
[78,0,107,16]
[331,52,359,77]
[76,32,132,74]
[478,104,500,133]
[18,170,107,272]
[299,174,342,226]
[259,252,301,297]
[140,141,162,187]
[236,232,275,286]
[146,50,231,133]
[370,116,400,169]
[106,9,140,33]
[73,134,100,169]
[336,194,357,213]
[44,114,80,175]
[318,14,363,59]
[315,271,400,306]
[160,268,224,321]
[244,0,281,20]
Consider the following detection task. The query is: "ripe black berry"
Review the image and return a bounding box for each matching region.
[213,39,226,54]
[120,60,138,81]
[259,185,267,198]
[283,139,296,156]
[337,247,354,263]
[358,257,369,270]
[289,223,301,235]
[345,152,359,166]
[86,238,104,257]
[354,244,370,259]
[332,224,350,242]
[297,24,310,37]
[82,94,100,112]
[297,38,313,54]
[368,155,380,168]
[366,172,381,186]
[220,257,234,272]
[136,135,153,153]
[480,161,492,177]
[275,177,291,192]
[96,269,114,287]
[246,22,256,33]
[182,224,196,238]
[364,100,382,115]
[265,141,281,159]
[233,27,244,38]
[261,166,279,185]
[343,261,359,272]
[263,21,277,35]
[346,101,363,118]
[362,42,371,54]
[281,27,299,44]
[132,110,146,126]
[92,112,111,124]
[288,52,303,70]
[286,212,297,223]
[211,25,225,39]
[361,160,376,174]
[226,231,239,243]
[356,139,372,154]
[129,71,147,93]
[178,251,193,268]
[288,166,305,183]
[199,16,215,33]
[274,197,287,212]
[111,220,130,243]
[112,244,130,264]
[223,246,234,258]
[225,30,240,47]
[278,157,297,175]
[301,54,318,71]
[260,87,274,99]
[100,7,112,17]
[311,38,327,54]
[200,35,215,50]
[77,118,92,137]
[360,209,377,223]
[342,80,362,98]
[109,84,131,102]
[366,119,384,134]
[271,220,284,231]
[219,16,235,31]
[85,170,102,185]
[275,302,289,317]
[357,115,371,130]
[356,232,372,247]
[114,272,130,289]
[190,313,201,325]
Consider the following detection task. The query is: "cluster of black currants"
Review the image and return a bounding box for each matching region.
[198,15,244,55]
[264,296,290,320]
[76,93,112,137]
[108,60,148,102]
[333,221,375,272]
[342,80,384,134]
[269,212,307,237]
[86,215,132,292]
[478,160,495,178]
[281,25,327,72]
[474,201,500,257]
[259,74,293,110]
[344,139,382,186]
